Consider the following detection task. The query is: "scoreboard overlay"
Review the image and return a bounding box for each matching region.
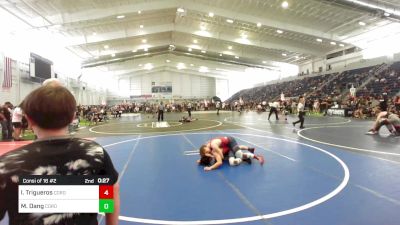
[18,176,115,213]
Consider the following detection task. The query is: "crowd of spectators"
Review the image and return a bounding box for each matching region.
[357,62,400,97]
[227,73,337,106]
[2,61,400,141]
[0,102,29,141]
[104,100,223,115]
[320,65,377,98]
[225,61,400,119]
[0,99,221,141]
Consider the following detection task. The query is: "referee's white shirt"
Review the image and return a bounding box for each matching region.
[271,102,279,108]
[297,102,305,112]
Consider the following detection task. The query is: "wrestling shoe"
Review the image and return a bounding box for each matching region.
[365,130,378,135]
[248,147,255,153]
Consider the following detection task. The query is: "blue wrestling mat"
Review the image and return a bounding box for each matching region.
[91,131,400,225]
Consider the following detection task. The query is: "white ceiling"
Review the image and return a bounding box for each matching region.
[1,0,399,75]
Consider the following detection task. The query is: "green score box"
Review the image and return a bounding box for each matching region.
[99,199,114,213]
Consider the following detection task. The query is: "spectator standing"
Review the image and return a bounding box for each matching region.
[0,106,8,141]
[3,102,13,140]
[395,96,400,111]
[11,104,23,141]
[379,94,388,112]
[216,101,221,115]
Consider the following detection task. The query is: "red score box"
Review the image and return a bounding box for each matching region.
[99,185,114,199]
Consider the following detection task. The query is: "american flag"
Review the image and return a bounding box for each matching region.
[2,57,12,88]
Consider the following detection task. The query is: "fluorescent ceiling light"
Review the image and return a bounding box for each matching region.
[226,19,234,23]
[201,50,206,53]
[142,39,147,43]
[208,12,214,17]
[144,63,153,70]
[276,30,283,34]
[330,42,336,45]
[116,15,125,19]
[257,22,262,27]
[177,8,185,13]
[193,39,198,43]
[104,45,109,49]
[281,1,289,8]
[199,66,209,73]
[359,21,366,26]
[228,46,232,50]
[177,62,186,70]
[316,38,322,42]
[111,53,116,57]
[235,56,239,59]
[139,25,144,28]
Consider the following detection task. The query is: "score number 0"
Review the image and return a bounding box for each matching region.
[99,185,114,213]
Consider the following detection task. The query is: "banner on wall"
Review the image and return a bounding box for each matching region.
[327,108,353,117]
[151,81,172,93]
[130,95,152,99]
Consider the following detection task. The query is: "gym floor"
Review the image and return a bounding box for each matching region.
[1,111,399,225]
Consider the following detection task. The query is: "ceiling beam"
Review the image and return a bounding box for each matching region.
[44,0,343,43]
[114,65,229,80]
[70,24,174,47]
[46,0,177,25]
[67,23,323,56]
[173,26,323,56]
[179,1,343,41]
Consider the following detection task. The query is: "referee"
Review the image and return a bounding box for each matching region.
[158,101,164,122]
[187,102,192,118]
[293,96,305,129]
[268,101,279,120]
